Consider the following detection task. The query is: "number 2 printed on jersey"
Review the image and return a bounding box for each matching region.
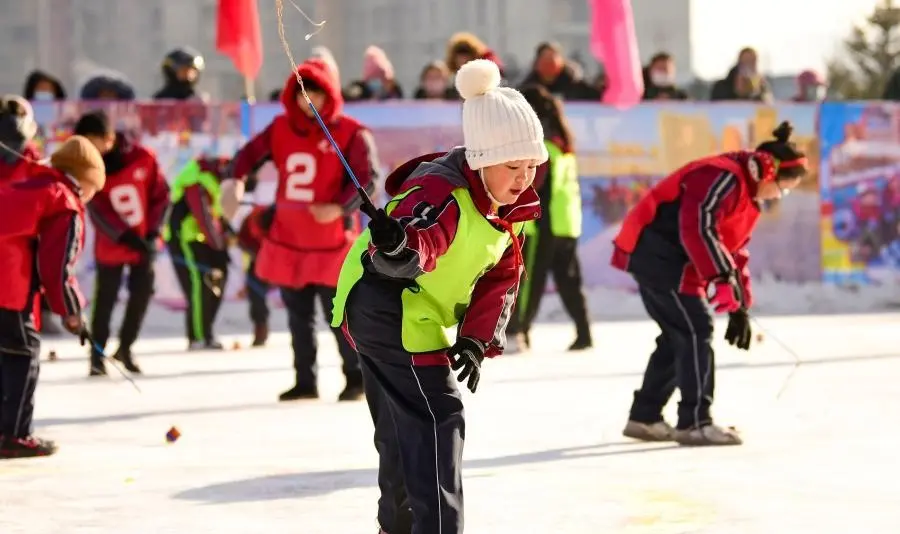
[285,152,317,202]
[109,184,144,227]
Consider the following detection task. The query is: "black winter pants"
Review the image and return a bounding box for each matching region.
[168,242,229,343]
[508,233,591,340]
[345,279,465,534]
[90,262,155,366]
[0,306,41,439]
[629,282,716,430]
[246,259,270,327]
[280,285,360,389]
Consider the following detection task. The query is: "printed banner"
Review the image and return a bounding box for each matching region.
[819,101,900,286]
[31,101,248,310]
[28,100,822,311]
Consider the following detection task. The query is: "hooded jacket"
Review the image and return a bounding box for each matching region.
[230,59,381,289]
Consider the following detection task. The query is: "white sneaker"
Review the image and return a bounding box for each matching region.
[622,420,676,442]
[188,340,225,351]
[505,333,529,355]
[674,424,743,446]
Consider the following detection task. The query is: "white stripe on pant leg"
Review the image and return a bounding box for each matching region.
[12,356,37,439]
[409,364,443,534]
[670,291,704,429]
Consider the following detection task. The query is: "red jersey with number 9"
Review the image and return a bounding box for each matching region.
[88,141,170,266]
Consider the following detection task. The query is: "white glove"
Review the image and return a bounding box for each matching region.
[219,178,245,220]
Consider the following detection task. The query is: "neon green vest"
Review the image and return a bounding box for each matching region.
[524,140,582,238]
[162,160,222,244]
[331,186,524,353]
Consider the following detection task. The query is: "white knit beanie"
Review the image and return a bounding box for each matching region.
[456,60,548,170]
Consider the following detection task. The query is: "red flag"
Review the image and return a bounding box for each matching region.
[216,0,263,80]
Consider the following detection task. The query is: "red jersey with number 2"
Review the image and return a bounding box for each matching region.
[230,59,376,290]
[255,113,361,288]
[88,143,169,266]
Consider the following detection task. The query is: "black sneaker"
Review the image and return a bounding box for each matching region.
[0,436,58,459]
[252,323,269,347]
[338,372,364,402]
[338,381,364,401]
[278,385,319,402]
[113,348,142,374]
[568,337,593,351]
[89,353,107,376]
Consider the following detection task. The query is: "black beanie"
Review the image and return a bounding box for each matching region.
[0,95,37,146]
[755,121,808,179]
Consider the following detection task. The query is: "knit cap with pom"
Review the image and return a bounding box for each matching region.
[456,59,548,170]
[50,135,106,192]
[755,121,808,180]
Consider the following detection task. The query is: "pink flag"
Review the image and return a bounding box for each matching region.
[589,0,644,108]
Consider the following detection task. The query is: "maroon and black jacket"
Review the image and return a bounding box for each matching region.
[611,151,778,305]
[343,148,541,365]
[0,167,85,316]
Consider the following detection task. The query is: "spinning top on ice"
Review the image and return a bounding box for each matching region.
[48,350,58,361]
[232,340,242,350]
[756,333,764,343]
[165,426,181,443]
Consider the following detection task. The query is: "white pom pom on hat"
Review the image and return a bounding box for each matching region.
[455,59,502,99]
[456,60,548,170]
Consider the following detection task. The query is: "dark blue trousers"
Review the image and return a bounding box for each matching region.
[346,277,465,534]
[0,306,41,439]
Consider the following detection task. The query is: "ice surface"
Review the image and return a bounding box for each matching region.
[4,309,900,533]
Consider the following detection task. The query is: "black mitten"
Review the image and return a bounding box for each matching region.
[448,337,486,393]
[724,309,752,351]
[367,209,406,256]
[118,230,147,252]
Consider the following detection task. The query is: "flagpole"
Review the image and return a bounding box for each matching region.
[243,76,256,104]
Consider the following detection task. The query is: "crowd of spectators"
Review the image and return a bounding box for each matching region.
[14,32,853,106]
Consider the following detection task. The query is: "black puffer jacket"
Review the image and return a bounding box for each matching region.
[519,63,602,101]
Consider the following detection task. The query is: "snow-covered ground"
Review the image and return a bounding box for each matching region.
[6,311,900,533]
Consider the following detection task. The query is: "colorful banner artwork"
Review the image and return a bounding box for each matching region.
[819,101,900,286]
[27,100,822,311]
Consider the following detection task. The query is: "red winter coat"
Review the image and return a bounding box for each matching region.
[88,140,170,266]
[611,151,777,305]
[0,167,86,316]
[230,59,380,289]
[0,144,43,186]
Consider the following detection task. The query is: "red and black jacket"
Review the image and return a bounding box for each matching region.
[611,151,777,304]
[0,167,86,316]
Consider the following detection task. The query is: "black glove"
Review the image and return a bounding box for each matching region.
[118,230,147,253]
[367,208,406,255]
[724,309,752,351]
[63,316,91,346]
[142,232,159,262]
[258,205,275,231]
[77,325,91,347]
[448,337,485,393]
[213,247,232,267]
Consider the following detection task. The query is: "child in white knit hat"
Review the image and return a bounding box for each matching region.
[331,59,546,534]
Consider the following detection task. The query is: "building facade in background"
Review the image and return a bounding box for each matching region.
[0,0,694,99]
